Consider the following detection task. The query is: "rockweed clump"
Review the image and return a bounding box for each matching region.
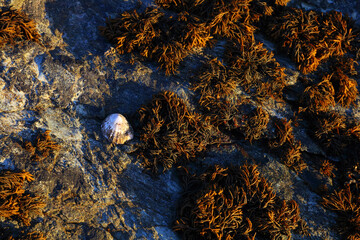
[0,7,41,47]
[174,164,307,239]
[137,91,221,173]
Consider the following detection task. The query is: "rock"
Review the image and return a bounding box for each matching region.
[0,0,359,239]
[0,81,27,112]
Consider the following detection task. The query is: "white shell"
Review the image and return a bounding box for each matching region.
[101,113,134,144]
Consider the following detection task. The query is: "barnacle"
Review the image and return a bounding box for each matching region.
[0,7,41,47]
[174,164,305,239]
[24,130,61,162]
[0,170,45,226]
[138,91,220,173]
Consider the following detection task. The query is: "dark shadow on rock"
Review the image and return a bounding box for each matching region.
[44,0,141,58]
[75,80,157,145]
[103,81,157,117]
[116,163,182,234]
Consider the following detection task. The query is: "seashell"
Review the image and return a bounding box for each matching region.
[101,113,134,144]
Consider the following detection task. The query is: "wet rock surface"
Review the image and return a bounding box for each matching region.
[0,0,359,239]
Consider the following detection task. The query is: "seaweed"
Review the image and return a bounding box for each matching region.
[321,11,355,57]
[190,58,241,128]
[266,8,356,74]
[21,231,46,240]
[332,72,358,107]
[269,118,307,174]
[310,111,348,156]
[154,0,203,13]
[100,0,292,75]
[300,76,335,112]
[304,109,360,164]
[0,170,45,226]
[9,232,45,240]
[0,7,41,47]
[99,7,212,75]
[240,106,270,143]
[319,159,336,178]
[24,130,61,162]
[190,59,270,141]
[269,119,295,148]
[174,164,306,239]
[322,183,360,240]
[138,91,221,173]
[225,40,286,102]
[281,142,307,174]
[207,0,256,45]
[271,0,291,6]
[155,0,289,25]
[0,226,45,240]
[328,57,359,107]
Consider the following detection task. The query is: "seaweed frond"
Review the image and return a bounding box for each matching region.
[0,228,46,240]
[99,7,212,75]
[322,183,360,239]
[0,7,41,47]
[241,107,270,143]
[0,170,45,226]
[300,76,335,112]
[22,231,46,240]
[191,58,270,139]
[225,40,286,102]
[319,159,336,178]
[307,110,360,162]
[321,11,355,56]
[266,8,355,74]
[272,0,291,6]
[328,57,359,107]
[138,91,220,173]
[174,164,305,239]
[311,111,347,156]
[209,0,255,45]
[269,118,307,174]
[269,119,294,148]
[191,58,241,128]
[24,130,61,162]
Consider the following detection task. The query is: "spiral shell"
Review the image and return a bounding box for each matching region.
[101,113,134,144]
